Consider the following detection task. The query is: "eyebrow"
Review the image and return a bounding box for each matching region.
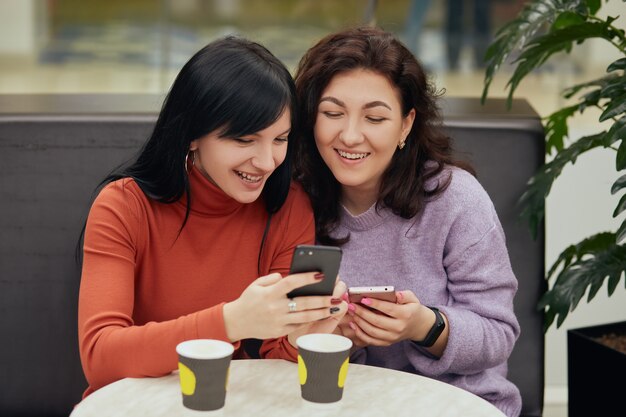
[319,96,392,111]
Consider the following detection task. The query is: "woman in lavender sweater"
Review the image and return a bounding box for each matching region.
[293,26,521,417]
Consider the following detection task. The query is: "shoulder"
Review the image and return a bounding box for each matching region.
[426,165,498,236]
[91,178,147,221]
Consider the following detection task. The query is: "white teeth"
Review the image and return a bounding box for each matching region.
[337,149,370,160]
[236,171,262,182]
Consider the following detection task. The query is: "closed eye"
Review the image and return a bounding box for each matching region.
[274,137,289,143]
[322,111,343,119]
[232,137,254,145]
[366,116,387,123]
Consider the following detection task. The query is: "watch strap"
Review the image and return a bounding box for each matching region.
[413,306,445,347]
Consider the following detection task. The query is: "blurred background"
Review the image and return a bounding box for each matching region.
[1,1,625,416]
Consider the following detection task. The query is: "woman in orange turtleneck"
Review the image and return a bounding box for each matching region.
[77,36,348,397]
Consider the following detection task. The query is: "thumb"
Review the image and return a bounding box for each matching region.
[253,272,283,287]
[396,290,420,305]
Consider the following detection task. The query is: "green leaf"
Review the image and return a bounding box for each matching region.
[613,193,626,217]
[544,105,578,154]
[607,57,626,72]
[600,93,626,121]
[563,73,621,99]
[616,219,626,244]
[605,116,626,147]
[520,133,607,238]
[552,11,586,29]
[506,22,617,105]
[482,0,588,105]
[611,173,626,195]
[538,232,626,331]
[617,139,626,170]
[584,0,601,15]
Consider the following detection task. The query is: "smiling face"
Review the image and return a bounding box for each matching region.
[314,69,415,212]
[190,109,291,204]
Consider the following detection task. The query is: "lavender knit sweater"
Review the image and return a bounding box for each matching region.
[335,166,522,417]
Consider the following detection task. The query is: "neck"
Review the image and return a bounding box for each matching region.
[341,185,378,216]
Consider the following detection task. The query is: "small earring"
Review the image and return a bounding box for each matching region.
[398,140,406,150]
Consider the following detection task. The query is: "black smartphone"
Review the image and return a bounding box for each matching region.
[286,245,342,298]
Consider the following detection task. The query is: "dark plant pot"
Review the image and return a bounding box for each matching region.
[567,320,626,417]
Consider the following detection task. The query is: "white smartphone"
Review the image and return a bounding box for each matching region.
[348,286,397,304]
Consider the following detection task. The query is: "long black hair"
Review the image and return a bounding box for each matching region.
[77,36,297,260]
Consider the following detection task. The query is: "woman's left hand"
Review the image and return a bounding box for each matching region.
[286,280,348,346]
[347,290,432,346]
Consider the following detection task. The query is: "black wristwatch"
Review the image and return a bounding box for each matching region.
[413,307,445,347]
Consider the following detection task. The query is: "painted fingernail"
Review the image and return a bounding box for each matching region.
[330,307,340,314]
[397,291,403,301]
[348,303,356,312]
[314,273,325,280]
[341,292,349,301]
[349,322,356,330]
[331,298,342,305]
[361,297,372,305]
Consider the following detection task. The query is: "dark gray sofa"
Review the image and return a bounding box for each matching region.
[0,94,544,417]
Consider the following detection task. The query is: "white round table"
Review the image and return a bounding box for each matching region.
[71,359,505,417]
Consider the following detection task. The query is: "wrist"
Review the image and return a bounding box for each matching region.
[411,305,436,342]
[223,300,245,342]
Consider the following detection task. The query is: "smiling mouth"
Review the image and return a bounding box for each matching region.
[235,170,263,183]
[336,149,370,160]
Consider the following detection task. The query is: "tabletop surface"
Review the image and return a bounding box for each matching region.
[70,359,505,417]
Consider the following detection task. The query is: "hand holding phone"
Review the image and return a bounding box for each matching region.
[286,245,342,298]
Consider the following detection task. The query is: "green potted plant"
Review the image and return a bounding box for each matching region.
[481,0,625,415]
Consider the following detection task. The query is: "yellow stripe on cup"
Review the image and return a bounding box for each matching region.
[178,362,196,395]
[297,354,307,385]
[337,358,349,388]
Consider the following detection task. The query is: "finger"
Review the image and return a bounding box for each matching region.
[351,309,396,342]
[332,280,347,299]
[349,321,389,347]
[353,303,396,329]
[290,295,340,311]
[286,303,347,325]
[396,290,420,305]
[359,297,399,317]
[278,271,323,294]
[254,272,283,287]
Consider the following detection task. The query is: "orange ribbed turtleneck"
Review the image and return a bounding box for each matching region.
[78,166,313,396]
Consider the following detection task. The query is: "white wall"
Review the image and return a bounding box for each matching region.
[0,0,37,55]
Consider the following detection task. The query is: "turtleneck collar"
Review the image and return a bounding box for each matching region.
[339,202,394,231]
[180,164,244,216]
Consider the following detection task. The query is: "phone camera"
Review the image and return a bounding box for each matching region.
[299,251,304,255]
[308,251,313,255]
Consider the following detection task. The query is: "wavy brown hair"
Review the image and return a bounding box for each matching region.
[293,26,473,245]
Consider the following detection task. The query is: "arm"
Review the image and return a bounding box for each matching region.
[403,214,520,376]
[78,184,235,393]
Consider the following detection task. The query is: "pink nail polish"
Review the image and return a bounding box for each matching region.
[348,303,356,312]
[361,297,372,305]
[349,322,356,330]
[341,292,349,301]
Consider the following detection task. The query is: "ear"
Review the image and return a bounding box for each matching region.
[401,109,416,141]
[189,140,199,152]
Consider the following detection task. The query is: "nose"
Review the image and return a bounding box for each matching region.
[251,143,276,172]
[339,117,364,147]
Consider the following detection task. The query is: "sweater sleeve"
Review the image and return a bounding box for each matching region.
[260,183,315,361]
[78,183,240,394]
[403,183,520,376]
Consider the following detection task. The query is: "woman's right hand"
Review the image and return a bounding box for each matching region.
[222,272,343,341]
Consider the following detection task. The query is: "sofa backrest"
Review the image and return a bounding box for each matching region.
[0,94,544,417]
